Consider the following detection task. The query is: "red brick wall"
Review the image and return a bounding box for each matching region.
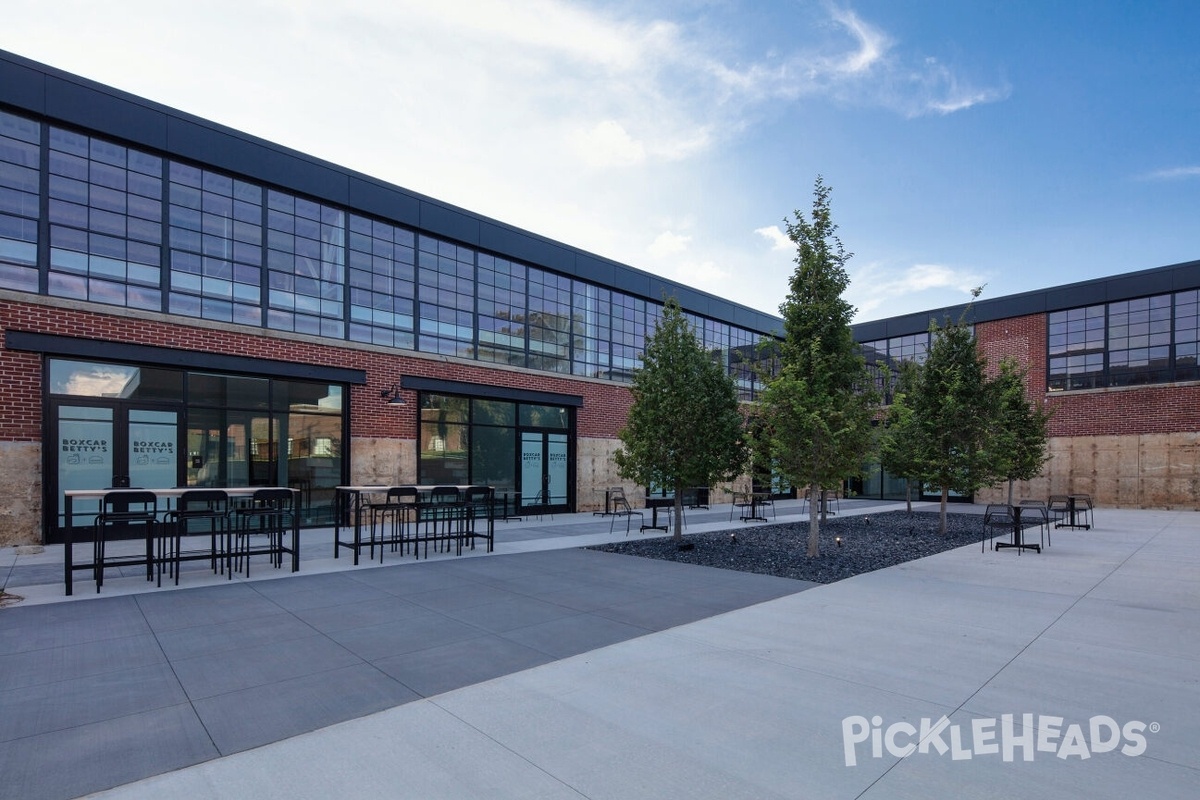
[977,313,1200,438]
[0,298,634,442]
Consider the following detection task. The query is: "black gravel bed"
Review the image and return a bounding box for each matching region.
[590,510,1031,584]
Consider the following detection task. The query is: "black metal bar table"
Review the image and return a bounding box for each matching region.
[995,504,1041,554]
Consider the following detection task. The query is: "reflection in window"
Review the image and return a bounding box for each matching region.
[1176,290,1200,382]
[477,254,527,367]
[14,122,771,390]
[860,333,930,403]
[528,268,571,373]
[47,126,163,311]
[266,189,345,338]
[1044,293,1200,390]
[0,109,41,292]
[48,359,182,401]
[1048,305,1106,391]
[417,235,474,357]
[168,162,263,325]
[572,281,611,379]
[348,214,415,348]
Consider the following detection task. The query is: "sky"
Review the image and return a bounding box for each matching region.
[2,0,1198,323]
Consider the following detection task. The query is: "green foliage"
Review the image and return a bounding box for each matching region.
[899,297,996,533]
[988,358,1052,504]
[879,360,922,510]
[755,176,877,557]
[614,298,747,540]
[880,312,1052,527]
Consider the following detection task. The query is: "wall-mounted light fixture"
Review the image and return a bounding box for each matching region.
[380,383,407,405]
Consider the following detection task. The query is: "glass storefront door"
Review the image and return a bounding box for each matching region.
[52,401,179,540]
[520,431,569,511]
[418,392,575,512]
[45,358,347,540]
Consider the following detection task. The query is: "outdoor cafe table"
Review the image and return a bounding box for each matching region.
[642,496,673,532]
[994,504,1042,554]
[333,485,476,565]
[61,486,300,596]
[1058,494,1093,530]
[735,490,772,523]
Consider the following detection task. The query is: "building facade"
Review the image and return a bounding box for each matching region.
[3,50,1196,548]
[852,261,1200,510]
[0,50,781,546]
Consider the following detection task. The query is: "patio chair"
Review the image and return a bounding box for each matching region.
[610,493,644,535]
[982,503,1016,552]
[1047,495,1070,527]
[1018,499,1051,548]
[1072,494,1095,529]
[730,489,753,521]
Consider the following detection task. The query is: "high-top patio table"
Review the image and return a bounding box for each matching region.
[62,486,299,595]
[333,485,478,564]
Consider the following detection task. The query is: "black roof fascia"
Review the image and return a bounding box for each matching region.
[0,48,783,338]
[400,376,583,407]
[851,259,1200,341]
[5,331,367,384]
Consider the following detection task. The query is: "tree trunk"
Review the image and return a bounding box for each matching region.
[673,484,684,542]
[1006,478,1015,507]
[939,485,949,535]
[808,481,821,557]
[905,479,913,513]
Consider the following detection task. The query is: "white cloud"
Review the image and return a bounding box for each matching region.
[847,262,987,320]
[648,231,692,257]
[755,225,793,252]
[831,8,890,74]
[668,259,732,290]
[572,120,647,168]
[916,58,1012,116]
[0,1,1010,320]
[1140,166,1200,180]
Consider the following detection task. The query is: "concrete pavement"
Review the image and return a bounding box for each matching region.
[2,501,1197,798]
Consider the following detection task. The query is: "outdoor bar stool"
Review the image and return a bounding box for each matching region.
[462,486,495,553]
[416,486,464,558]
[610,493,644,535]
[1018,499,1051,548]
[231,488,295,577]
[369,486,418,562]
[93,489,158,592]
[161,489,229,586]
[982,503,1016,552]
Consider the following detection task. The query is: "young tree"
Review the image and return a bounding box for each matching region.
[906,297,996,534]
[879,360,922,513]
[756,176,877,557]
[988,358,1052,504]
[614,297,746,542]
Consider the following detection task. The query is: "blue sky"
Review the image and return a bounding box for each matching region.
[3,1,1197,322]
